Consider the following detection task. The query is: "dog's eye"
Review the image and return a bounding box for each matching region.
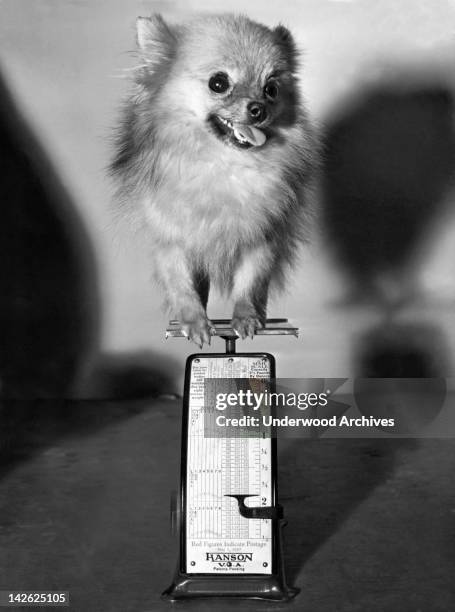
[264,81,279,101]
[209,72,230,94]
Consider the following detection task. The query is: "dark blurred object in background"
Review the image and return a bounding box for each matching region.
[0,68,100,399]
[0,68,180,468]
[323,81,455,306]
[355,322,450,377]
[354,322,449,432]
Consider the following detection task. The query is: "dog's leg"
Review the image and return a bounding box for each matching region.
[154,248,214,347]
[231,246,271,339]
[193,268,210,311]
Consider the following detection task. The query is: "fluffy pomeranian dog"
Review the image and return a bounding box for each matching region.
[111,13,317,347]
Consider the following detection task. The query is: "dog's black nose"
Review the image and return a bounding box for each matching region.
[247,101,266,123]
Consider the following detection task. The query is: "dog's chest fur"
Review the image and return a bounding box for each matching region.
[143,138,291,254]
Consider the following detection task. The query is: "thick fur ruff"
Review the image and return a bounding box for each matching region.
[111,13,318,346]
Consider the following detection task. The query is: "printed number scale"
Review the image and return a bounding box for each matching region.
[162,319,299,601]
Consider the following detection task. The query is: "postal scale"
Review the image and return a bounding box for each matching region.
[162,319,299,602]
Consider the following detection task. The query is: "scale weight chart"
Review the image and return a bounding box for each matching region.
[163,320,299,602]
[186,355,273,575]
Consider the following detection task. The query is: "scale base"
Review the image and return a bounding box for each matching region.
[162,520,299,602]
[162,574,299,602]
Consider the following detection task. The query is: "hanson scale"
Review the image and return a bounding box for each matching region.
[163,319,299,601]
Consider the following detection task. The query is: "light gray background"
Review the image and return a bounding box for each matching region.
[1,0,455,391]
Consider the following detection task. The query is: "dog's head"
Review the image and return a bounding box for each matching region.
[135,14,301,150]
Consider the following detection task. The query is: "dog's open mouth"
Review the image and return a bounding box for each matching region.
[208,115,267,149]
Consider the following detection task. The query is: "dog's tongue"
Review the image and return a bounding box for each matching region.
[233,124,266,147]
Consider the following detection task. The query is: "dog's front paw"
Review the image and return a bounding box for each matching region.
[231,313,264,340]
[181,315,215,349]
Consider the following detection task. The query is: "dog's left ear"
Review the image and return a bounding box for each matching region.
[273,24,299,72]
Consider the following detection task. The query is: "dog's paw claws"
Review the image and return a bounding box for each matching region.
[182,317,214,348]
[231,315,263,340]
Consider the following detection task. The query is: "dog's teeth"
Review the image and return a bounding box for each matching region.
[213,116,266,147]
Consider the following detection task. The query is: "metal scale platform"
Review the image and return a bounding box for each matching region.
[162,319,299,602]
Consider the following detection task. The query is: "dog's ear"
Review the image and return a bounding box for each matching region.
[136,14,175,64]
[273,24,299,72]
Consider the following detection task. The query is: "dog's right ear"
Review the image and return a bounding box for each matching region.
[136,14,175,65]
[273,24,299,73]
